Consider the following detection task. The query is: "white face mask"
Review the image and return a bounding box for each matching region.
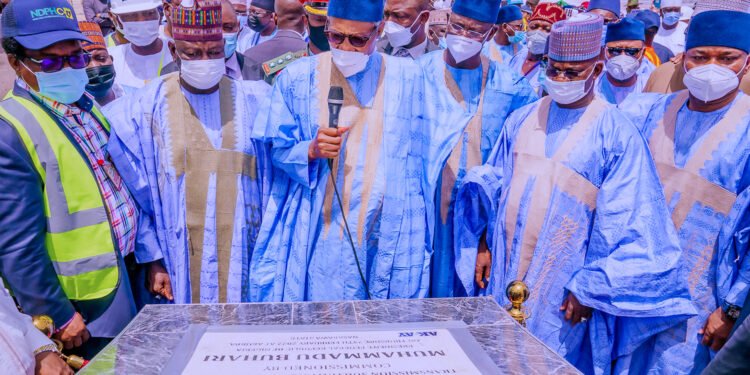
[446,34,483,63]
[543,67,596,105]
[331,47,371,77]
[527,30,548,55]
[384,12,426,48]
[180,58,226,90]
[119,19,161,47]
[683,63,744,103]
[606,54,641,81]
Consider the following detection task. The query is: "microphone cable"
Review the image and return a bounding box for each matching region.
[328,159,371,300]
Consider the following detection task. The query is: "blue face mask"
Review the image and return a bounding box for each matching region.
[438,37,448,49]
[24,63,88,104]
[508,30,527,45]
[663,11,681,26]
[238,15,248,28]
[224,32,239,57]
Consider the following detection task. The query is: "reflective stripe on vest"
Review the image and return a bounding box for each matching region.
[0,95,119,301]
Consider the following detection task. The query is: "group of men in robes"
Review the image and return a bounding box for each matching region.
[2,0,750,373]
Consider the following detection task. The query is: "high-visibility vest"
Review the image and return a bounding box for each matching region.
[0,93,119,301]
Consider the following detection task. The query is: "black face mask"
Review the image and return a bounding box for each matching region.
[247,15,266,32]
[308,25,330,52]
[85,65,116,98]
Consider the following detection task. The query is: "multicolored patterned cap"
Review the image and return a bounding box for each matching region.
[548,13,604,62]
[78,21,106,51]
[530,3,567,24]
[694,0,750,15]
[171,0,223,42]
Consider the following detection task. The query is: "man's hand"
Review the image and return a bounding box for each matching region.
[474,234,492,289]
[560,293,592,326]
[308,127,350,160]
[699,307,735,351]
[147,261,174,301]
[35,351,73,375]
[53,313,89,350]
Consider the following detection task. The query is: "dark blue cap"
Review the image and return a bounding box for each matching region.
[686,10,750,53]
[588,0,621,17]
[497,5,524,25]
[628,9,660,30]
[453,0,502,24]
[328,0,383,22]
[1,0,89,50]
[606,18,645,43]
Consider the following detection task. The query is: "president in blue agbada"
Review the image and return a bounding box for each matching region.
[421,0,537,298]
[453,14,696,374]
[250,0,439,302]
[619,10,750,374]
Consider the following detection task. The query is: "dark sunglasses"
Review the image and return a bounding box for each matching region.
[25,53,91,73]
[606,47,642,57]
[325,26,377,48]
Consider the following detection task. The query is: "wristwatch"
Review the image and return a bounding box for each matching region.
[722,302,742,322]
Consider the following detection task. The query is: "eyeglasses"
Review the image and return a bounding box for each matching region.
[325,26,377,48]
[25,53,91,73]
[606,47,642,57]
[545,64,595,80]
[447,22,492,40]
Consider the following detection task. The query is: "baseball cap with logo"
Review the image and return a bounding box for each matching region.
[0,0,90,50]
[110,0,163,15]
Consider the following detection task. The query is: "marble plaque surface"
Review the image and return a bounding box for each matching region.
[79,297,580,375]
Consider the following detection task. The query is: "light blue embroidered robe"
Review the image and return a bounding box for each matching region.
[617,91,750,374]
[420,50,536,297]
[454,98,696,374]
[249,52,441,302]
[106,74,272,304]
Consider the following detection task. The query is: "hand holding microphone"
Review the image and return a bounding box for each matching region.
[308,86,349,161]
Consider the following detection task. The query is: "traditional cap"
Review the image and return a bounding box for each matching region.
[548,13,604,61]
[530,3,567,24]
[0,0,89,50]
[110,0,162,15]
[605,17,645,43]
[300,0,328,16]
[660,0,683,8]
[250,0,275,12]
[694,0,750,15]
[628,9,660,30]
[497,5,524,24]
[686,10,750,53]
[521,4,533,14]
[452,0,502,24]
[171,0,223,41]
[78,21,107,51]
[328,0,383,22]
[588,0,620,16]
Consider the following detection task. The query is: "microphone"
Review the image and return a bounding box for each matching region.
[328,86,344,129]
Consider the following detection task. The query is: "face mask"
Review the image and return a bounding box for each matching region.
[119,19,161,47]
[331,47,370,77]
[508,30,527,45]
[543,67,596,105]
[238,15,248,28]
[85,65,116,98]
[446,34,483,63]
[301,29,309,42]
[309,24,330,52]
[438,36,448,49]
[23,63,88,104]
[180,58,226,90]
[527,30,548,55]
[683,63,744,102]
[247,15,265,32]
[223,32,239,57]
[384,12,426,48]
[662,12,681,26]
[606,54,640,81]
